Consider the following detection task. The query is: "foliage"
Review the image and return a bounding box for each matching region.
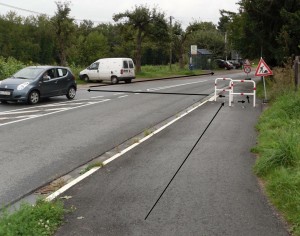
[253,66,300,234]
[0,199,64,236]
[113,5,169,72]
[0,56,26,80]
[51,1,75,66]
[136,64,202,78]
[221,0,300,66]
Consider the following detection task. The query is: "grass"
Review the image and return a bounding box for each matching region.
[80,162,103,175]
[253,64,300,235]
[71,64,204,84]
[136,64,203,79]
[144,129,152,137]
[0,199,64,236]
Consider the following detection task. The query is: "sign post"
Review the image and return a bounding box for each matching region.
[255,58,273,102]
[190,45,197,70]
[243,65,251,79]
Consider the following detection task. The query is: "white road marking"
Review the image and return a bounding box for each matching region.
[147,80,207,91]
[0,99,111,127]
[118,95,129,99]
[0,110,40,115]
[90,96,104,99]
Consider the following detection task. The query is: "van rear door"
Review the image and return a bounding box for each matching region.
[128,60,135,78]
[122,59,135,78]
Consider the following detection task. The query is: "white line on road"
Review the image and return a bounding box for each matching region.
[90,96,104,99]
[0,110,40,115]
[118,95,129,99]
[147,80,208,91]
[0,99,111,127]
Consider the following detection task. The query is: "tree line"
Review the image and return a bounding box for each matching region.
[0,0,299,72]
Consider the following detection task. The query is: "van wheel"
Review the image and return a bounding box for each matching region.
[83,75,90,82]
[124,79,132,83]
[111,76,119,85]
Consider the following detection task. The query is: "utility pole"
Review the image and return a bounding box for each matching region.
[225,32,227,61]
[169,16,174,70]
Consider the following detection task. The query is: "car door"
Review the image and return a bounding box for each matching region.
[38,69,60,97]
[56,68,70,94]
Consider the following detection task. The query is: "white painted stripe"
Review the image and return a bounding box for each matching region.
[91,96,104,99]
[0,110,40,115]
[0,99,111,127]
[113,93,124,96]
[46,167,101,201]
[147,80,207,91]
[46,97,212,201]
[118,95,129,99]
[0,99,92,114]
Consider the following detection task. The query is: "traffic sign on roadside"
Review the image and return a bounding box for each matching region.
[255,58,273,76]
[244,65,251,74]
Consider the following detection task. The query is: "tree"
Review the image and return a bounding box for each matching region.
[223,0,300,66]
[51,1,75,66]
[113,5,169,72]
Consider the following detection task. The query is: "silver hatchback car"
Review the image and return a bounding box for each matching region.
[0,66,77,104]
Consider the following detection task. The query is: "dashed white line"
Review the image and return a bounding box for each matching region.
[118,95,129,99]
[147,80,207,91]
[91,96,104,99]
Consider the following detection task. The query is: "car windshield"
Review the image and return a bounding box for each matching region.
[13,67,45,80]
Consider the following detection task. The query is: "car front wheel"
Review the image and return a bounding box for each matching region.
[66,86,76,100]
[27,90,40,104]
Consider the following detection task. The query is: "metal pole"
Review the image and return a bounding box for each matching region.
[169,16,173,70]
[263,76,267,101]
[294,56,299,92]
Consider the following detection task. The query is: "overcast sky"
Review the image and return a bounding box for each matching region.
[0,0,239,28]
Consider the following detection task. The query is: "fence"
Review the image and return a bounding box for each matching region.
[229,80,256,107]
[214,78,232,104]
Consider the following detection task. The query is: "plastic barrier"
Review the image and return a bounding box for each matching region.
[229,80,256,107]
[214,78,233,104]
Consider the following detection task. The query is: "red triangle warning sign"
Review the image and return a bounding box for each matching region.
[255,58,273,76]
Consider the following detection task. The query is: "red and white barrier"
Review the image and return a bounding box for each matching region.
[214,78,233,104]
[229,80,256,107]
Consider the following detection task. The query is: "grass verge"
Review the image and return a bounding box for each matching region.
[0,199,64,236]
[253,64,300,235]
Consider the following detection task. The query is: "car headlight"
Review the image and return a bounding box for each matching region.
[17,82,30,90]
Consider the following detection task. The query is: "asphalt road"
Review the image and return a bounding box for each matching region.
[0,71,246,207]
[55,100,289,235]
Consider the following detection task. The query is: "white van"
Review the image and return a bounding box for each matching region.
[79,58,135,84]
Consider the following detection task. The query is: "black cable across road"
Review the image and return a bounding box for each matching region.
[87,89,210,96]
[144,102,224,220]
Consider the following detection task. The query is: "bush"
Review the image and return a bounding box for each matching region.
[0,56,26,80]
[0,199,64,236]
